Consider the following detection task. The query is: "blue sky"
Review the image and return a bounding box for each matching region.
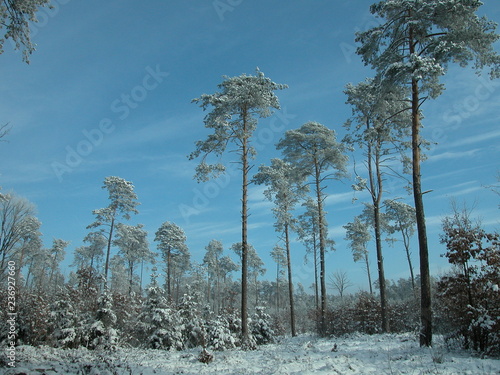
[1,0,499,293]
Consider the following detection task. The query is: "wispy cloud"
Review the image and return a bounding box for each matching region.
[427,148,481,163]
[448,128,500,148]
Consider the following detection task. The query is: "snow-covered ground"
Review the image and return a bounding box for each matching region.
[4,333,500,375]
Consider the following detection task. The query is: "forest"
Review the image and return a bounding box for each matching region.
[1,0,500,374]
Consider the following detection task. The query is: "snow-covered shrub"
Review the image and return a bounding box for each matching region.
[352,292,381,335]
[49,298,83,348]
[136,273,184,350]
[388,298,419,334]
[326,302,356,336]
[179,292,204,348]
[112,292,142,346]
[206,316,236,351]
[250,306,275,345]
[436,218,500,356]
[16,291,51,345]
[87,292,118,350]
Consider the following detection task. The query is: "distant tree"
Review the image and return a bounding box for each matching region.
[0,193,37,278]
[231,242,265,309]
[11,215,42,286]
[47,238,69,291]
[113,223,151,295]
[270,244,286,312]
[277,121,348,335]
[356,0,500,346]
[87,176,140,287]
[344,216,373,294]
[109,254,128,294]
[0,0,52,63]
[189,69,286,341]
[203,239,224,313]
[328,270,353,299]
[297,197,335,311]
[154,221,189,301]
[384,199,417,291]
[253,158,307,336]
[72,232,106,275]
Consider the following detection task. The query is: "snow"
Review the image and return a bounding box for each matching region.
[5,333,500,374]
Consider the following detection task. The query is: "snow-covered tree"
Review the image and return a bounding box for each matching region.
[47,238,69,291]
[232,242,265,308]
[297,197,335,311]
[384,199,417,291]
[253,158,307,336]
[344,216,373,294]
[137,268,184,350]
[113,223,151,295]
[89,292,118,349]
[73,231,107,270]
[250,306,275,345]
[0,0,52,63]
[189,69,287,341]
[154,221,189,301]
[277,121,348,334]
[355,0,500,346]
[0,193,37,279]
[203,239,224,313]
[344,77,410,332]
[437,203,500,354]
[109,254,128,294]
[11,215,42,286]
[270,245,286,312]
[87,176,140,287]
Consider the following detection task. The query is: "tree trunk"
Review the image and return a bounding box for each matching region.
[409,23,432,347]
[314,157,327,335]
[104,216,115,289]
[128,260,134,296]
[167,248,172,301]
[364,252,373,294]
[367,122,389,332]
[313,231,319,311]
[401,226,416,293]
[285,223,297,336]
[241,111,249,341]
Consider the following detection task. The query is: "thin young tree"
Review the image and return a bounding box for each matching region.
[253,158,307,336]
[297,197,334,311]
[384,199,417,291]
[344,216,373,294]
[189,69,286,341]
[344,78,410,332]
[328,270,353,299]
[355,0,500,346]
[277,121,348,335]
[154,221,188,301]
[87,176,140,287]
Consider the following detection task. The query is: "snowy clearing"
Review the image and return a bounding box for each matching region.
[4,333,500,375]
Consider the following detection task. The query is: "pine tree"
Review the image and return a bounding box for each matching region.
[189,69,287,341]
[253,158,307,336]
[87,176,140,288]
[355,0,500,346]
[277,121,348,335]
[154,221,189,301]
